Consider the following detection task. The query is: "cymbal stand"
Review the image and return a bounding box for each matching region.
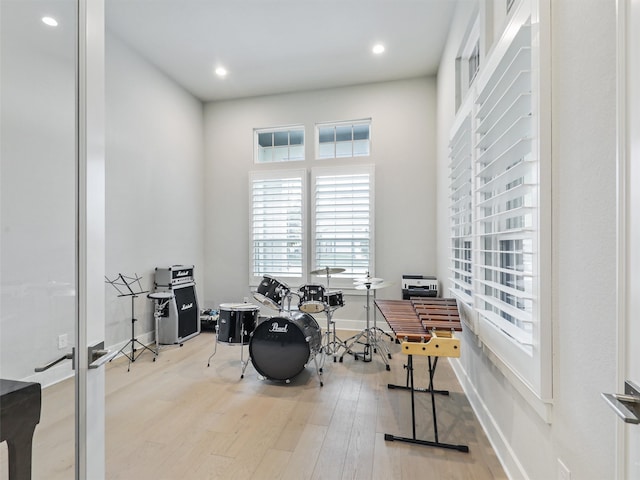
[340,283,390,370]
[370,290,393,359]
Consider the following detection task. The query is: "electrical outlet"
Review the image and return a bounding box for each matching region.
[58,333,68,350]
[558,459,571,480]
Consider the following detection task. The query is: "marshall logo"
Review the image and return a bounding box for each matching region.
[176,270,189,277]
[181,303,193,310]
[269,322,288,333]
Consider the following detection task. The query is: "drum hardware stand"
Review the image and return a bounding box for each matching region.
[385,353,468,452]
[147,292,175,360]
[105,273,154,371]
[340,282,390,370]
[207,324,251,379]
[322,306,348,362]
[311,351,324,387]
[370,290,394,355]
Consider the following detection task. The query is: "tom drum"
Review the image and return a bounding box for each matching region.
[298,284,326,313]
[253,275,290,310]
[324,290,344,309]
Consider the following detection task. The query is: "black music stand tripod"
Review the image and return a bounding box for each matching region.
[105,273,155,371]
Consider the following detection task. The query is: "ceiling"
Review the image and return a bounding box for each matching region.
[106,0,460,102]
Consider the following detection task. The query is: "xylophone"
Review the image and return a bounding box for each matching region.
[375,297,468,453]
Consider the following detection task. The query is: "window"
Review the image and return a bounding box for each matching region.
[316,120,371,159]
[448,0,552,412]
[249,164,374,289]
[449,114,473,303]
[249,170,306,283]
[254,126,304,163]
[311,165,374,281]
[468,41,480,85]
[474,18,534,349]
[455,18,480,112]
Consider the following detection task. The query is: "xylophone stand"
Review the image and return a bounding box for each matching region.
[385,353,468,453]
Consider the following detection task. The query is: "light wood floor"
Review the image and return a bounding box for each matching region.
[4,329,507,480]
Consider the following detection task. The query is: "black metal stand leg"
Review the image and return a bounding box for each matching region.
[206,326,219,367]
[112,296,156,371]
[388,356,449,395]
[384,354,469,453]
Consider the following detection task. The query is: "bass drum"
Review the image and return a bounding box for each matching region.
[249,311,322,382]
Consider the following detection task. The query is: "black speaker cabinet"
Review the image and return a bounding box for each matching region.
[157,282,200,344]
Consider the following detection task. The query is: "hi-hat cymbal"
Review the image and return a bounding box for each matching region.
[310,266,345,275]
[353,277,384,285]
[354,281,393,290]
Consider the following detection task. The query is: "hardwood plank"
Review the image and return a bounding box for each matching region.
[9,329,507,480]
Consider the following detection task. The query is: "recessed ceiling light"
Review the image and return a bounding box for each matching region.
[42,16,58,27]
[372,44,385,55]
[215,67,228,77]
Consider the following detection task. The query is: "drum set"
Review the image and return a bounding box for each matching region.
[207,267,348,387]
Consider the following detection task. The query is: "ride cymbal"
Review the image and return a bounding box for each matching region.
[310,266,346,275]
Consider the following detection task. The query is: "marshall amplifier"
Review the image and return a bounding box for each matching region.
[156,282,200,344]
[155,265,194,287]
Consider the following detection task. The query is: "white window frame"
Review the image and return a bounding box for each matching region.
[254,125,305,164]
[315,119,372,160]
[310,164,375,290]
[448,0,552,420]
[249,169,307,287]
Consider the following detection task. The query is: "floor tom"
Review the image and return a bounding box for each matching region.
[217,303,259,344]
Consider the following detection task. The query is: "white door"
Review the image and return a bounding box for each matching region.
[0,1,106,478]
[616,0,640,477]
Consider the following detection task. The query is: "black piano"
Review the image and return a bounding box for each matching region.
[0,379,42,480]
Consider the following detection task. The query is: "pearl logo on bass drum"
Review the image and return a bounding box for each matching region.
[269,322,289,333]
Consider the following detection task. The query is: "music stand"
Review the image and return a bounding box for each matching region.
[105,273,154,371]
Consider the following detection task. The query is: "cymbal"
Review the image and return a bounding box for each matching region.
[353,277,384,285]
[310,266,345,275]
[354,281,393,290]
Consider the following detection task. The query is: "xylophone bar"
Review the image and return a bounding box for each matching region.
[375,298,463,343]
[374,299,431,343]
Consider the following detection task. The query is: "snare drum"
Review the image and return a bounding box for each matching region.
[324,290,344,309]
[298,284,325,313]
[217,303,259,344]
[253,275,290,310]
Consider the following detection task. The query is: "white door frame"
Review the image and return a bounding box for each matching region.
[77,0,106,478]
[616,0,640,478]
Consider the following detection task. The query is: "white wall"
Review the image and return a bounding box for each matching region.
[105,33,205,348]
[203,78,438,325]
[436,1,617,479]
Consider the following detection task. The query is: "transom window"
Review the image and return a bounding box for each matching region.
[254,126,304,163]
[316,120,371,159]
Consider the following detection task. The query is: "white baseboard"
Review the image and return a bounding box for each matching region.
[450,359,528,480]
